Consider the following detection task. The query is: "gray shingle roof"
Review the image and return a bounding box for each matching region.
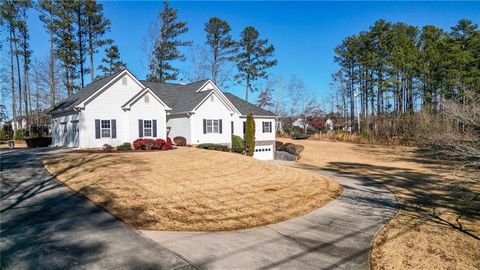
[141,80,211,113]
[49,69,275,117]
[49,70,125,114]
[223,93,275,116]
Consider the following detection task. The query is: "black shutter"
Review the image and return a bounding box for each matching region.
[95,119,100,139]
[203,119,206,134]
[262,121,265,133]
[153,120,157,137]
[138,119,143,137]
[243,121,246,134]
[219,119,222,134]
[111,119,117,138]
[231,121,234,134]
[270,122,273,133]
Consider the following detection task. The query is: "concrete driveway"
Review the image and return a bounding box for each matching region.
[0,148,195,270]
[142,161,398,270]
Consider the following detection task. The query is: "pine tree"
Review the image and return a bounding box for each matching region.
[204,17,237,85]
[245,113,255,157]
[85,0,112,82]
[18,0,32,124]
[73,0,87,88]
[38,0,59,107]
[235,26,277,101]
[147,0,191,83]
[97,45,126,76]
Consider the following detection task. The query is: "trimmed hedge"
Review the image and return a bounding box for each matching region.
[116,142,132,151]
[132,138,172,150]
[197,143,230,152]
[13,129,25,140]
[24,137,52,147]
[231,135,244,153]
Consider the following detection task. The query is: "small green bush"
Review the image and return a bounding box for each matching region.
[116,142,132,152]
[0,130,8,141]
[13,129,25,140]
[231,135,244,153]
[197,143,230,152]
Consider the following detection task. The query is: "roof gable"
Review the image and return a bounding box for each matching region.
[223,93,276,117]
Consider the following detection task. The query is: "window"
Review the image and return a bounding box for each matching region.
[72,123,79,133]
[205,119,221,134]
[144,95,150,103]
[122,77,128,85]
[144,120,152,137]
[101,120,111,138]
[61,123,67,134]
[262,121,272,133]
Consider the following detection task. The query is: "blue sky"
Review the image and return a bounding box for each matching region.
[17,1,480,102]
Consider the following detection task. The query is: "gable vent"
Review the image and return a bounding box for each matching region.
[122,77,128,85]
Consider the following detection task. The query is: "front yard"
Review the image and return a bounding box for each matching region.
[280,138,479,270]
[43,147,341,231]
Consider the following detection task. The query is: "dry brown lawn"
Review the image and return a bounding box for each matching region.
[0,140,27,149]
[280,138,480,270]
[43,147,341,231]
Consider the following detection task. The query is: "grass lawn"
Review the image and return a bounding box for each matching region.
[43,147,341,231]
[280,138,479,270]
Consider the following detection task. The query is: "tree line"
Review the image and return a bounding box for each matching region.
[1,0,125,125]
[331,19,480,135]
[146,1,277,102]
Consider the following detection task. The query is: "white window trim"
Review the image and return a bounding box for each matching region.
[101,120,111,138]
[206,119,220,134]
[263,121,272,133]
[144,120,153,137]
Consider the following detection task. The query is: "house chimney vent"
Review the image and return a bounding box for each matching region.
[179,78,185,85]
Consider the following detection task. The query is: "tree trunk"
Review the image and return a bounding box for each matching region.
[245,74,250,101]
[49,31,56,107]
[13,28,22,117]
[9,28,17,120]
[77,5,85,88]
[88,17,95,82]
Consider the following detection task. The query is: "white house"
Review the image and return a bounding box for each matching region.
[11,116,27,131]
[49,69,277,160]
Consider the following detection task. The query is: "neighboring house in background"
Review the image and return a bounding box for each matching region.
[11,116,27,131]
[292,117,312,132]
[48,69,277,160]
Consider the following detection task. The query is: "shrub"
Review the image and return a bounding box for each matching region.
[0,130,7,141]
[24,137,52,147]
[143,139,155,150]
[1,125,13,140]
[154,139,166,149]
[197,143,230,152]
[102,144,113,152]
[231,135,244,153]
[133,139,144,150]
[275,141,284,151]
[162,137,173,150]
[245,113,255,156]
[13,129,25,140]
[173,136,186,146]
[116,142,132,152]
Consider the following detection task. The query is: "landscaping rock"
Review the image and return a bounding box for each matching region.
[275,141,284,151]
[280,143,304,156]
[274,151,297,161]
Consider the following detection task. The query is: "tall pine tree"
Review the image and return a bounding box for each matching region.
[235,26,277,101]
[147,0,191,83]
[204,17,237,85]
[97,44,126,76]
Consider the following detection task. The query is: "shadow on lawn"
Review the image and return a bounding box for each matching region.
[0,149,163,269]
[319,159,479,240]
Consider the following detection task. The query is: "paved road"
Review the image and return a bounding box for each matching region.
[0,148,195,270]
[143,160,398,270]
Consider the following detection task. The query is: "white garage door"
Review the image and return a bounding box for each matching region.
[253,143,274,160]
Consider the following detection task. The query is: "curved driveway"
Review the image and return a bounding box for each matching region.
[142,160,398,270]
[1,148,194,270]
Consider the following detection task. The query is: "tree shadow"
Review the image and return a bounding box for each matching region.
[1,148,188,269]
[322,161,479,240]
